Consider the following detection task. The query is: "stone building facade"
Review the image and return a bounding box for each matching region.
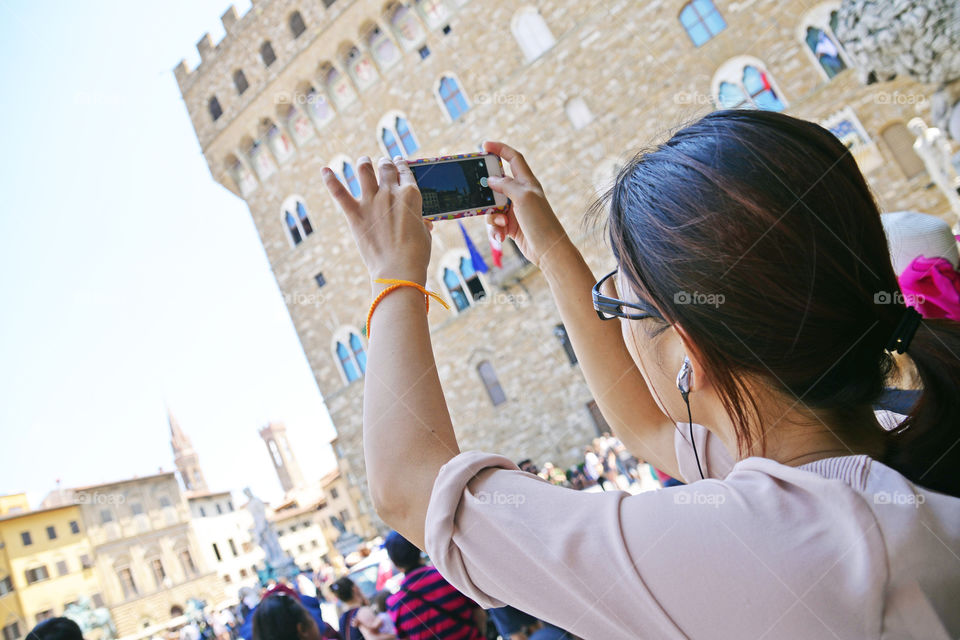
[175,0,952,528]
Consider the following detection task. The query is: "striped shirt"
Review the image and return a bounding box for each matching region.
[386,565,483,640]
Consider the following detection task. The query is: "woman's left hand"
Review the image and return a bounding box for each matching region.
[322,156,434,287]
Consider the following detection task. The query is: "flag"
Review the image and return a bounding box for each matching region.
[487,223,503,268]
[459,221,489,273]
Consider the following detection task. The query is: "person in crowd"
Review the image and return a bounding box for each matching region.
[581,446,602,489]
[27,618,84,640]
[242,585,339,640]
[323,108,960,637]
[382,531,485,640]
[329,577,367,640]
[517,459,539,475]
[252,592,323,640]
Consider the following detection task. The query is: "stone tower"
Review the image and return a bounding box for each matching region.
[175,0,950,529]
[260,422,306,494]
[169,409,208,494]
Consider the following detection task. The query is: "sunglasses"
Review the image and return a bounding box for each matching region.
[592,269,662,321]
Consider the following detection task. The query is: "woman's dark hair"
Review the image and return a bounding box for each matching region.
[252,594,312,640]
[329,577,356,602]
[594,108,960,497]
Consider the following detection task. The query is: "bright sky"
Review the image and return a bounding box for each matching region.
[0,0,338,508]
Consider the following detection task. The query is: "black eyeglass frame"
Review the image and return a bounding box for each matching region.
[592,269,661,321]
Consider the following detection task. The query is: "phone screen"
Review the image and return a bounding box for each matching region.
[410,158,496,216]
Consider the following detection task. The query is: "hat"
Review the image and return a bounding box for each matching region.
[881,211,959,275]
[383,530,421,570]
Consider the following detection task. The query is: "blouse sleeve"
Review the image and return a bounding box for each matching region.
[423,451,887,640]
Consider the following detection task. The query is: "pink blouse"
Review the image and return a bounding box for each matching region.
[424,422,960,639]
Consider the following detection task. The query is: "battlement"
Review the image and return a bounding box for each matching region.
[173,2,258,91]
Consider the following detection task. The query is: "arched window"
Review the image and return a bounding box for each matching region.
[281,197,314,246]
[367,25,400,68]
[713,58,786,111]
[477,360,506,406]
[330,158,362,198]
[289,11,307,38]
[303,84,335,128]
[440,253,486,311]
[263,119,295,164]
[679,0,726,47]
[261,41,277,67]
[800,4,849,80]
[381,128,402,159]
[880,122,926,180]
[345,46,377,89]
[388,3,426,49]
[510,7,556,62]
[324,64,356,109]
[281,104,315,145]
[395,117,418,154]
[246,137,277,180]
[333,329,367,383]
[233,70,249,95]
[564,97,593,130]
[378,114,420,157]
[208,96,223,121]
[415,0,449,29]
[227,155,258,196]
[437,75,469,120]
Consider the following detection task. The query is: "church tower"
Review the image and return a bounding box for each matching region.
[169,409,208,494]
[259,422,305,494]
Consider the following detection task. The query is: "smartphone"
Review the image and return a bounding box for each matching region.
[406,152,510,221]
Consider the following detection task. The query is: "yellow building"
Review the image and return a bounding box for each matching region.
[0,504,102,640]
[318,466,376,543]
[65,473,221,637]
[0,496,29,518]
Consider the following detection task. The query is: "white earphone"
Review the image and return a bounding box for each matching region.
[676,355,693,399]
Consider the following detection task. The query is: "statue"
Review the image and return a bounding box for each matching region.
[64,596,117,640]
[909,118,960,230]
[244,487,298,579]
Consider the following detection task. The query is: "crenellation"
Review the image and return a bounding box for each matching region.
[221,5,240,34]
[196,32,215,62]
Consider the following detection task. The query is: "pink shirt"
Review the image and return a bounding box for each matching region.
[424,421,960,639]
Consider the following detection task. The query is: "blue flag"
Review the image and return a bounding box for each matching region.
[459,221,489,274]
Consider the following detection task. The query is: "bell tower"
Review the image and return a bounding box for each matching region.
[169,409,208,494]
[259,422,305,494]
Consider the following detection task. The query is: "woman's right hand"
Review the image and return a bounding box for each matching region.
[483,141,571,269]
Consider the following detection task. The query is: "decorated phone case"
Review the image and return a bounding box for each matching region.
[406,152,511,221]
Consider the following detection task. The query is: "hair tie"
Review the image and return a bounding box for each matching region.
[886,307,923,354]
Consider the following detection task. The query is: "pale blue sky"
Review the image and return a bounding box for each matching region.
[0,0,338,507]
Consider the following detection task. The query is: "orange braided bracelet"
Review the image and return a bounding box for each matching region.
[366,278,450,339]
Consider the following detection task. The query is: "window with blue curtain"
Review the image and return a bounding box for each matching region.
[717,81,747,109]
[805,25,846,79]
[444,268,470,311]
[296,201,313,236]
[742,65,785,111]
[349,333,367,373]
[381,128,402,159]
[342,162,362,197]
[439,76,469,120]
[679,0,726,47]
[396,117,419,154]
[337,342,360,382]
[285,211,302,245]
[459,256,485,301]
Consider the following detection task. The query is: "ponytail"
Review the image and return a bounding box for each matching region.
[884,318,960,498]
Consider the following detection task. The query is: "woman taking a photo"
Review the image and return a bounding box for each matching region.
[322,109,960,639]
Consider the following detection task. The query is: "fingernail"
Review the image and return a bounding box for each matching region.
[359,156,370,165]
[393,155,403,163]
[378,156,390,164]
